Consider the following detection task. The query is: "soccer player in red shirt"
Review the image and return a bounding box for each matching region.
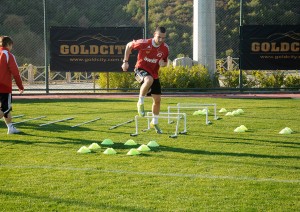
[0,36,24,134]
[122,27,169,134]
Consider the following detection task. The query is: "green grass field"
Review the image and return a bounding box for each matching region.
[1,97,299,211]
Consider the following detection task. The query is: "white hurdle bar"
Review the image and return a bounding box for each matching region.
[130,113,187,138]
[13,116,46,125]
[177,103,218,120]
[168,105,210,125]
[39,117,74,127]
[144,112,187,134]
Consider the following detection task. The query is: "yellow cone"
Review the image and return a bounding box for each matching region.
[234,127,245,132]
[127,148,140,156]
[124,139,137,146]
[103,148,117,155]
[225,112,233,116]
[101,138,114,145]
[239,125,248,131]
[147,140,159,147]
[284,127,293,133]
[237,109,244,114]
[279,128,291,134]
[137,144,151,152]
[232,110,240,116]
[219,108,227,113]
[77,146,91,153]
[88,143,101,150]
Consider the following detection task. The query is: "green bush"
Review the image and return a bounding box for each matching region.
[160,65,214,88]
[97,65,215,90]
[97,72,138,89]
[284,74,300,88]
[218,70,300,89]
[218,69,252,88]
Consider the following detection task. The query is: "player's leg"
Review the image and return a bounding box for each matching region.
[149,79,163,134]
[135,69,153,117]
[1,93,20,134]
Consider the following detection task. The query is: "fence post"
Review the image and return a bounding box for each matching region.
[28,64,34,84]
[66,72,71,83]
[227,56,233,71]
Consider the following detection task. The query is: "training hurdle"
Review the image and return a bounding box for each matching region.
[168,103,219,125]
[12,114,25,118]
[109,119,134,130]
[13,116,46,125]
[130,112,187,138]
[39,117,74,127]
[71,117,101,128]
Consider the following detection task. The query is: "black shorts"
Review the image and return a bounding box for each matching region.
[134,68,161,95]
[0,93,12,118]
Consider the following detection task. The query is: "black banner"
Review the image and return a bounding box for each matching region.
[240,25,300,70]
[50,27,143,72]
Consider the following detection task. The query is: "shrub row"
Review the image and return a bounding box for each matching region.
[97,66,300,89]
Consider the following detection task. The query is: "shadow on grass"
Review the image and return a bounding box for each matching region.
[15,99,136,104]
[159,145,300,160]
[0,190,146,211]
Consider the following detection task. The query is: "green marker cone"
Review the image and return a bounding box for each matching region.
[127,148,140,156]
[77,146,91,154]
[124,139,137,146]
[137,144,151,152]
[101,138,114,145]
[103,148,117,155]
[147,140,159,147]
[88,143,101,150]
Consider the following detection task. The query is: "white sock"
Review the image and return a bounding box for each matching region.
[152,115,159,124]
[138,96,145,104]
[7,123,13,128]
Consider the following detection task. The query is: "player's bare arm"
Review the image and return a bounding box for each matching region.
[121,42,133,72]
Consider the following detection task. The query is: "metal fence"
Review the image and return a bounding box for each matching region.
[1,0,299,93]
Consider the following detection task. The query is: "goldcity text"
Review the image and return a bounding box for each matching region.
[60,44,125,55]
[251,42,300,52]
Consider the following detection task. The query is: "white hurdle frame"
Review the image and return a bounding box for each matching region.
[144,112,187,134]
[168,103,219,125]
[130,112,187,138]
[168,106,209,125]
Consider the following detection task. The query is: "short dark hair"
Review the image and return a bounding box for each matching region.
[0,36,13,47]
[155,26,166,33]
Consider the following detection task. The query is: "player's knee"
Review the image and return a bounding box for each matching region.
[144,76,154,84]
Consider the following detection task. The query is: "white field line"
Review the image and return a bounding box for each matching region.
[0,164,299,184]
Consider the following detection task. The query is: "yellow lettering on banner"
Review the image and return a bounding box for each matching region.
[59,44,126,55]
[100,45,108,54]
[271,43,280,52]
[70,45,79,54]
[60,45,69,54]
[251,42,300,52]
[291,42,300,51]
[80,45,89,54]
[281,43,289,52]
[251,42,260,52]
[90,45,98,54]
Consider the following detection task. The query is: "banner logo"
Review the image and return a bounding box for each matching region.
[240,25,300,70]
[50,27,143,72]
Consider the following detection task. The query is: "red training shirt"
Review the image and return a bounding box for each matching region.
[131,38,169,79]
[0,47,24,93]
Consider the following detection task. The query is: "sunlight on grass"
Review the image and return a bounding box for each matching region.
[0,97,299,211]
